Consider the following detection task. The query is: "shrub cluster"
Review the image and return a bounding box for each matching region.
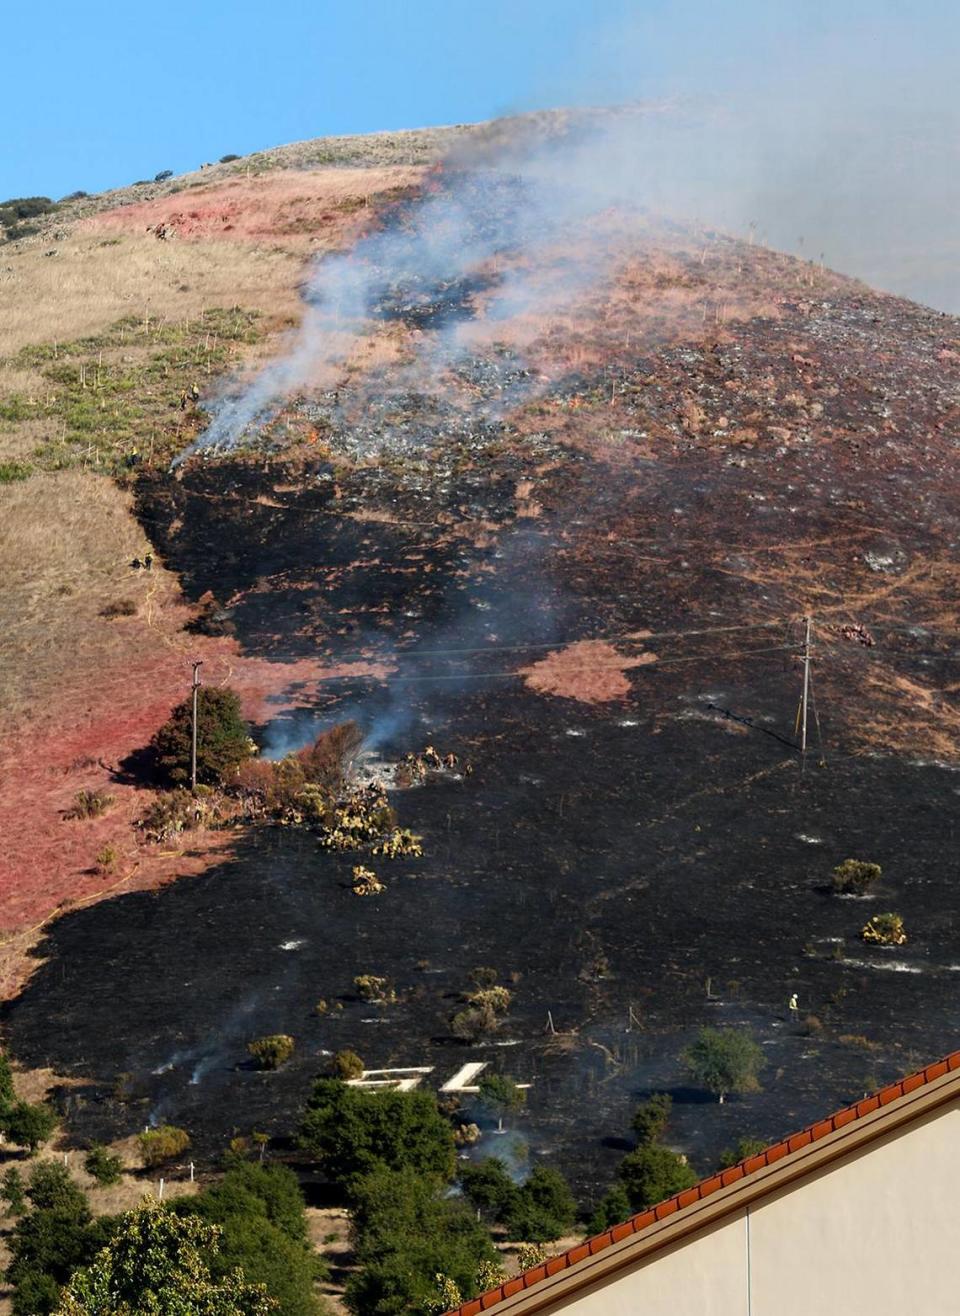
[862,912,907,945]
[137,1124,190,1169]
[832,858,882,894]
[459,1158,576,1243]
[247,1035,295,1070]
[65,789,114,820]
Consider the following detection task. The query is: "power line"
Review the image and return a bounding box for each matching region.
[315,619,788,667]
[378,643,798,686]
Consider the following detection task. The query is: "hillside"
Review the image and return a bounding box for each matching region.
[2,112,960,1218]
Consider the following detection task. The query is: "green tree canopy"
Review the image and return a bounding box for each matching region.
[4,1100,58,1152]
[586,1183,633,1235]
[299,1078,455,1197]
[718,1136,769,1169]
[151,687,253,786]
[683,1027,765,1103]
[54,1199,274,1316]
[345,1167,495,1316]
[617,1144,698,1212]
[177,1163,323,1316]
[458,1158,518,1222]
[7,1164,109,1316]
[631,1093,672,1146]
[0,1050,16,1111]
[505,1167,577,1243]
[477,1074,525,1133]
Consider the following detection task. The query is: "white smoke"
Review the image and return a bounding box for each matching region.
[178,7,960,462]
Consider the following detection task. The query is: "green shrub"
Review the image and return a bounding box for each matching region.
[832,859,882,894]
[0,196,56,233]
[247,1035,295,1070]
[150,686,253,786]
[137,1124,190,1168]
[83,1144,123,1186]
[65,789,114,820]
[0,461,31,482]
[7,1162,105,1316]
[332,1049,365,1080]
[467,986,511,1013]
[219,154,242,163]
[138,789,212,842]
[94,845,119,875]
[354,975,395,1004]
[450,1003,497,1042]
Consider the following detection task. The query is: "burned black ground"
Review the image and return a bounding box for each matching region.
[6,274,960,1205]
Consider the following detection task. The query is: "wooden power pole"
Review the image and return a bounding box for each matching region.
[189,658,202,789]
[800,617,812,765]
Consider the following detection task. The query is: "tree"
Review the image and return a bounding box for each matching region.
[505,1167,576,1243]
[299,1079,455,1197]
[54,1199,274,1316]
[84,1144,123,1187]
[617,1144,698,1211]
[683,1027,765,1103]
[179,1164,323,1316]
[0,1049,16,1112]
[586,1183,632,1235]
[3,1165,26,1216]
[345,1167,496,1316]
[631,1094,672,1147]
[718,1137,769,1169]
[477,1073,525,1133]
[7,1165,108,1316]
[4,1100,57,1152]
[458,1158,518,1223]
[26,1163,89,1214]
[151,687,253,787]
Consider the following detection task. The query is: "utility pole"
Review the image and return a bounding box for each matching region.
[189,658,202,789]
[800,616,812,766]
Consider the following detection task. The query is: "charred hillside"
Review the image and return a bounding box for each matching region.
[7,211,960,1198]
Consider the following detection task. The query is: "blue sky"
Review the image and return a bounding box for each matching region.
[3,0,921,202]
[4,0,645,200]
[6,0,960,310]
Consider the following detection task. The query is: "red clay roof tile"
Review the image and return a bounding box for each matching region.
[444,1048,960,1316]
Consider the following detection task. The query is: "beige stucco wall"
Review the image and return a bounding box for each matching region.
[548,1100,960,1316]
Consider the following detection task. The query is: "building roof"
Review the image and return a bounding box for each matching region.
[446,1048,960,1316]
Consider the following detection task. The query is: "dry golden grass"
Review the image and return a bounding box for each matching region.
[0,231,302,358]
[0,471,154,718]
